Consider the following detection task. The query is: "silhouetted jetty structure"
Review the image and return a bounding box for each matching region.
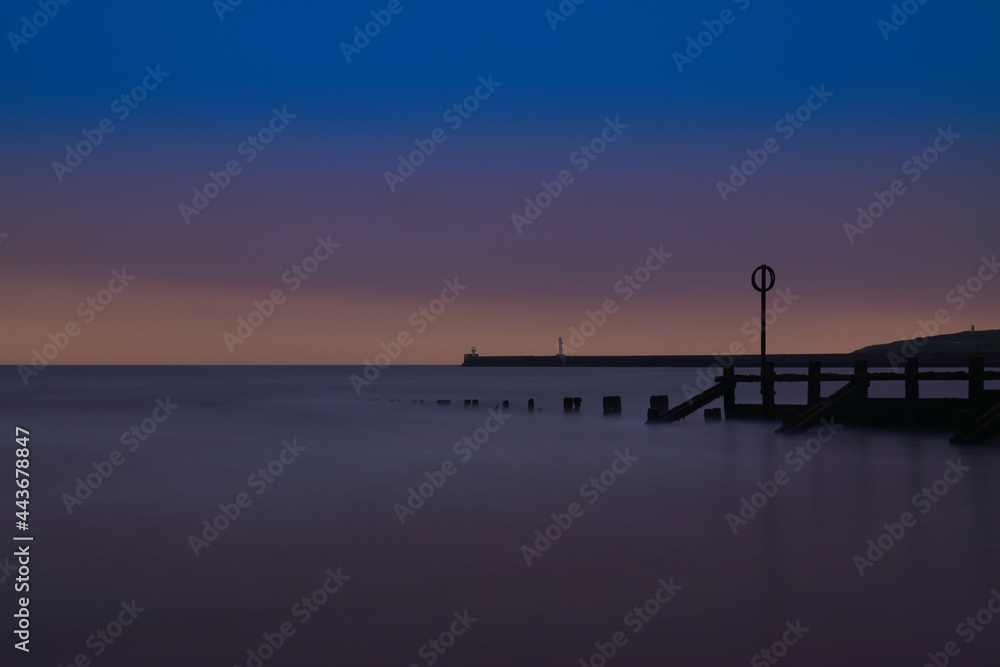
[647,266,1000,441]
[653,383,727,423]
[460,266,1000,442]
[647,357,1000,443]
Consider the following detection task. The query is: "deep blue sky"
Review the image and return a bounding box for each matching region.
[3,1,999,362]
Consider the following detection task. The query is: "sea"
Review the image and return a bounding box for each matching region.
[3,365,1000,666]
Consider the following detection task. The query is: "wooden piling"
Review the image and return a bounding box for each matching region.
[854,360,869,400]
[723,366,735,417]
[807,362,821,405]
[905,358,920,401]
[970,356,985,412]
[905,357,920,427]
[762,361,776,418]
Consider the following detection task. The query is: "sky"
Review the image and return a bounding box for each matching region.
[2,0,999,365]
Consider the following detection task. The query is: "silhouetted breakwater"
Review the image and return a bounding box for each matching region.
[462,352,1000,368]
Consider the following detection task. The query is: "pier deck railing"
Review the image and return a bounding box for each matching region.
[651,356,1000,441]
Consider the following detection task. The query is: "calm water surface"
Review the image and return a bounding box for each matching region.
[3,365,999,666]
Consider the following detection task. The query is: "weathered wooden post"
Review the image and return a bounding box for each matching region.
[762,361,776,418]
[905,357,920,427]
[528,398,535,412]
[563,397,574,413]
[969,356,985,412]
[807,362,821,405]
[853,359,869,425]
[854,359,869,400]
[723,365,735,418]
[648,395,669,420]
[904,358,920,402]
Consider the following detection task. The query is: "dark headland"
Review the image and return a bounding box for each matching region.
[461,329,1000,368]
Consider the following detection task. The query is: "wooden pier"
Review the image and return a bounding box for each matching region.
[648,356,1000,444]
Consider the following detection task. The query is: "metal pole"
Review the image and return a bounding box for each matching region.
[752,264,776,415]
[760,283,766,372]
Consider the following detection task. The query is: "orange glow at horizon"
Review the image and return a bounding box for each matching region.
[3,278,990,366]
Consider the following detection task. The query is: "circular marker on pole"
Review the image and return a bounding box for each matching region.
[752,264,776,414]
[751,264,775,293]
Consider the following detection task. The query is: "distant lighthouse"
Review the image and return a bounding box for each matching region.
[558,337,563,355]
